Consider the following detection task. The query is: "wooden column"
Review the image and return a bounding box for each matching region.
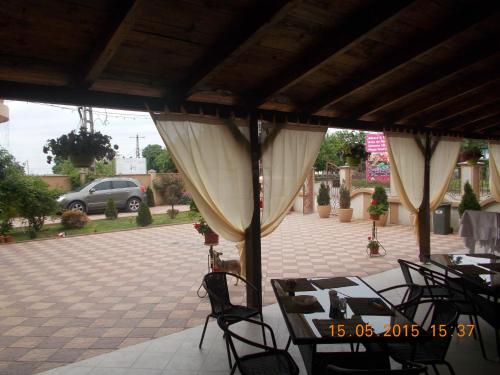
[245,113,262,308]
[415,133,440,262]
[418,133,431,262]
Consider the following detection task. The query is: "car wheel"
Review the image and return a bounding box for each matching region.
[127,197,141,212]
[68,201,85,213]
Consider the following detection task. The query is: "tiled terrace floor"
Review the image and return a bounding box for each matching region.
[0,213,465,374]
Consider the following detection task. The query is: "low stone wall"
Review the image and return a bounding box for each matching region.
[39,175,72,192]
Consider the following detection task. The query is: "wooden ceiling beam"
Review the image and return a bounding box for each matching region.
[246,0,414,108]
[81,0,145,88]
[428,97,500,129]
[448,109,500,132]
[402,78,500,125]
[170,0,299,104]
[352,48,500,119]
[475,119,500,133]
[303,7,498,115]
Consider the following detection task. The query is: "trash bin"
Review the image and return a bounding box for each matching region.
[433,203,452,234]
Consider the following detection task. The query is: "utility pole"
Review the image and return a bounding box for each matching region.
[78,106,94,133]
[130,133,145,158]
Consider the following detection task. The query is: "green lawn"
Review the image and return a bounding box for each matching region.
[10,211,197,242]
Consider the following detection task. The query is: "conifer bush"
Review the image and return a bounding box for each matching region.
[458,181,481,217]
[104,198,118,220]
[136,202,153,227]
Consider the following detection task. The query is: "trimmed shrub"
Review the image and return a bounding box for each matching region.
[339,184,350,209]
[136,202,153,227]
[458,181,481,217]
[317,183,330,206]
[61,210,89,229]
[104,198,118,220]
[146,186,155,207]
[167,208,179,219]
[372,186,389,211]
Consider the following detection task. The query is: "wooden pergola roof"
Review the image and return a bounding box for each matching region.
[0,0,499,138]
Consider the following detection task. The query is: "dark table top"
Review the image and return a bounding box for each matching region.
[429,253,500,297]
[271,276,429,345]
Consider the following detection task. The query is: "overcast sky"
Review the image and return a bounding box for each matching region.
[0,101,164,175]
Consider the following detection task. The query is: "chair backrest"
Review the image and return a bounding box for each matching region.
[327,361,428,374]
[398,259,419,285]
[427,300,459,359]
[203,272,232,314]
[399,284,422,321]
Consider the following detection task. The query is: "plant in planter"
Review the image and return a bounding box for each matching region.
[194,218,219,245]
[459,139,484,165]
[367,236,379,255]
[368,186,389,225]
[338,132,370,167]
[337,184,353,223]
[0,219,13,243]
[43,128,119,168]
[458,181,481,217]
[317,183,331,218]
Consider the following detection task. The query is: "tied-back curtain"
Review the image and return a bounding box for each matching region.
[489,142,500,202]
[261,125,325,236]
[385,133,460,234]
[154,116,253,242]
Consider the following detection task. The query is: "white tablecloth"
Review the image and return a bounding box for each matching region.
[459,210,500,253]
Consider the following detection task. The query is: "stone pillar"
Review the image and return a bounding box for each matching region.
[148,169,161,205]
[460,162,482,198]
[302,168,314,214]
[79,169,87,185]
[0,100,9,123]
[339,166,352,190]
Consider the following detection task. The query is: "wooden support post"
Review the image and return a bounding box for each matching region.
[245,113,262,308]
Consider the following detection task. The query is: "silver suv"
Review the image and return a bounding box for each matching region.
[57,177,147,213]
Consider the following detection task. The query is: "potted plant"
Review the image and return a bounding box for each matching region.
[458,181,481,217]
[0,219,13,243]
[194,218,219,245]
[338,133,370,167]
[369,186,389,226]
[317,183,331,218]
[367,236,379,255]
[43,128,119,168]
[337,184,353,222]
[459,139,483,165]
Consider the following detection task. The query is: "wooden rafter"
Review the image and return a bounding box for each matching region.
[430,99,500,130]
[407,80,500,126]
[170,0,299,104]
[246,0,414,108]
[303,7,498,115]
[352,48,500,119]
[475,117,500,133]
[451,111,500,132]
[81,0,145,88]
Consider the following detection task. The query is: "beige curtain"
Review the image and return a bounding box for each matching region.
[385,133,461,234]
[489,142,500,202]
[154,115,253,242]
[261,125,325,236]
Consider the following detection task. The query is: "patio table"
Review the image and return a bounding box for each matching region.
[429,253,500,298]
[271,277,429,374]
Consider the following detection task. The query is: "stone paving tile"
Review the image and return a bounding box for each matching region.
[0,213,465,373]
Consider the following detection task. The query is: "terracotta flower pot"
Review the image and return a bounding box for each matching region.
[0,236,4,244]
[369,246,379,255]
[375,213,388,227]
[3,235,13,243]
[204,231,219,245]
[369,213,380,220]
[337,208,353,223]
[318,205,331,218]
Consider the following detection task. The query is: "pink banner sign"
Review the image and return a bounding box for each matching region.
[365,133,386,153]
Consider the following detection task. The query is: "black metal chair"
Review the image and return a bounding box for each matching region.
[382,300,459,375]
[398,260,450,300]
[199,272,265,368]
[376,283,423,321]
[327,361,428,374]
[217,315,299,375]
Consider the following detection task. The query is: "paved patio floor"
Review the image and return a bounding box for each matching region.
[0,212,465,374]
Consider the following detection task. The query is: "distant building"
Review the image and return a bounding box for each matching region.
[115,157,147,175]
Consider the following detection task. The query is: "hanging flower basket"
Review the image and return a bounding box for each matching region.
[69,154,94,168]
[204,231,219,245]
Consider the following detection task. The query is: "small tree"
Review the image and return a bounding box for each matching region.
[15,177,59,238]
[317,183,330,206]
[104,198,118,219]
[458,181,481,217]
[136,202,153,226]
[155,175,184,218]
[146,186,155,207]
